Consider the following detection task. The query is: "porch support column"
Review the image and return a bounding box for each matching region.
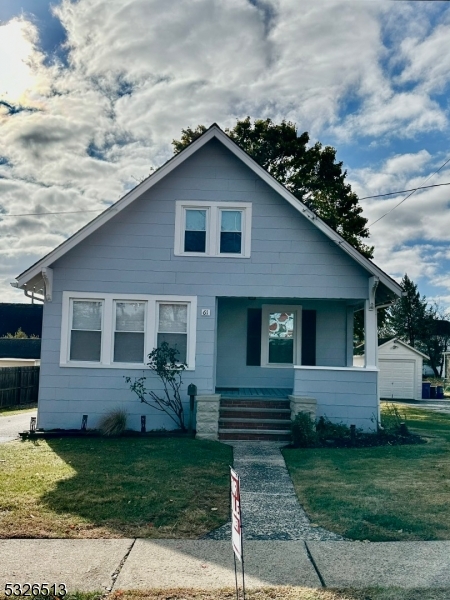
[365,276,379,368]
[346,305,354,367]
[195,394,221,441]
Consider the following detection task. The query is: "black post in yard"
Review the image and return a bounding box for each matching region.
[141,415,146,433]
[187,383,197,436]
[350,424,356,445]
[81,414,88,431]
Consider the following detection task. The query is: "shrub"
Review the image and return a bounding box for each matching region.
[98,409,128,436]
[381,403,409,436]
[126,342,187,431]
[291,411,318,448]
[316,416,352,442]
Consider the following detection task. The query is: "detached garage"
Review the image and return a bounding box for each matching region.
[354,338,429,401]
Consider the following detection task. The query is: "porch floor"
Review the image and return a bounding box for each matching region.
[215,387,293,398]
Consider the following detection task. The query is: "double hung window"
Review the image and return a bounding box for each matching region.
[61,293,197,369]
[175,201,251,257]
[114,302,146,363]
[70,300,103,362]
[157,303,188,363]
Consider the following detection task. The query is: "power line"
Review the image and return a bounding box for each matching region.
[360,181,450,200]
[0,209,103,217]
[367,156,450,228]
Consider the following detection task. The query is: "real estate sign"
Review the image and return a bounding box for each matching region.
[230,467,242,562]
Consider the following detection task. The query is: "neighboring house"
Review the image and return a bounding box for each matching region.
[0,338,41,367]
[354,338,428,401]
[14,124,402,438]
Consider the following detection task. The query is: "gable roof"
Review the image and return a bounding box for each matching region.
[378,337,430,360]
[15,124,402,298]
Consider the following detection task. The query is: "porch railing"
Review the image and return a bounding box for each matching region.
[293,365,379,430]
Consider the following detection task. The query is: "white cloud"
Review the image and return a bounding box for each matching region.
[1,0,450,304]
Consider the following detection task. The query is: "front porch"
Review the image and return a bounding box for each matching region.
[196,293,380,440]
[196,364,379,441]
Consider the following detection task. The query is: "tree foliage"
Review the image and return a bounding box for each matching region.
[384,274,428,348]
[173,118,373,258]
[383,274,450,377]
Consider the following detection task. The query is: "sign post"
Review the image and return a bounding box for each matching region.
[230,467,245,600]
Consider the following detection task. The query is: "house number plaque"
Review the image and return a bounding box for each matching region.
[201,309,211,316]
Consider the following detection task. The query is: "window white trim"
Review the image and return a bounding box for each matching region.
[261,304,302,368]
[174,201,252,258]
[60,292,197,369]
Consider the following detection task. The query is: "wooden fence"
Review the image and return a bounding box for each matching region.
[0,366,40,408]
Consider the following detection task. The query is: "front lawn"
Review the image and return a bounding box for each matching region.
[283,405,450,541]
[0,437,232,538]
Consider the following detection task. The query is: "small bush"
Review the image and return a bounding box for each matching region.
[316,416,352,442]
[291,411,318,448]
[98,409,128,436]
[381,403,409,435]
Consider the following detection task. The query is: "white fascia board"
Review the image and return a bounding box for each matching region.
[16,127,220,287]
[16,124,402,297]
[213,130,402,297]
[378,338,430,360]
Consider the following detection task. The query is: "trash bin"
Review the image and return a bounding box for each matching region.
[437,385,444,399]
[430,385,437,399]
[422,382,431,399]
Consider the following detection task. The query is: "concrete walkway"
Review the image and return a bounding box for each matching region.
[0,409,36,443]
[207,442,343,541]
[1,539,450,591]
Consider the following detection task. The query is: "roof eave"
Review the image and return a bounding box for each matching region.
[16,124,402,297]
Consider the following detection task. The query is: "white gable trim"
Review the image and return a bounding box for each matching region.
[16,124,402,297]
[378,338,429,360]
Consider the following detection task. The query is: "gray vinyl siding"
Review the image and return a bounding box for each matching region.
[216,298,348,389]
[294,368,378,431]
[37,138,371,430]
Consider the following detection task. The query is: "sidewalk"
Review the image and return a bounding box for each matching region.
[1,538,450,591]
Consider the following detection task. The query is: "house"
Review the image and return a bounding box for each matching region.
[14,124,402,439]
[0,338,41,367]
[354,338,428,401]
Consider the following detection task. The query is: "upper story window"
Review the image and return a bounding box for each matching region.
[185,209,207,253]
[220,210,242,254]
[174,201,252,258]
[61,292,197,369]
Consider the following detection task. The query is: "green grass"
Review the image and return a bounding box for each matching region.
[0,403,37,416]
[283,405,450,541]
[0,437,232,538]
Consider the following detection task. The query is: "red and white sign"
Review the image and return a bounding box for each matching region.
[230,467,242,562]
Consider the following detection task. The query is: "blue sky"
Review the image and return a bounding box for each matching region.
[1,0,450,307]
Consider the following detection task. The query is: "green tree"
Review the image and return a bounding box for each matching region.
[420,304,450,378]
[383,275,450,377]
[384,274,428,348]
[173,118,373,258]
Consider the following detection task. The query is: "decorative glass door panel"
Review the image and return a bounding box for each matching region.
[268,311,294,364]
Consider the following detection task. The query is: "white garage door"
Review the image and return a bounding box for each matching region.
[379,359,415,400]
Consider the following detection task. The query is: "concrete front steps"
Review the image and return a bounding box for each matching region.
[218,397,292,442]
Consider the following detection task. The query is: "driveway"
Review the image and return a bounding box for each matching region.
[389,400,450,415]
[0,410,37,443]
